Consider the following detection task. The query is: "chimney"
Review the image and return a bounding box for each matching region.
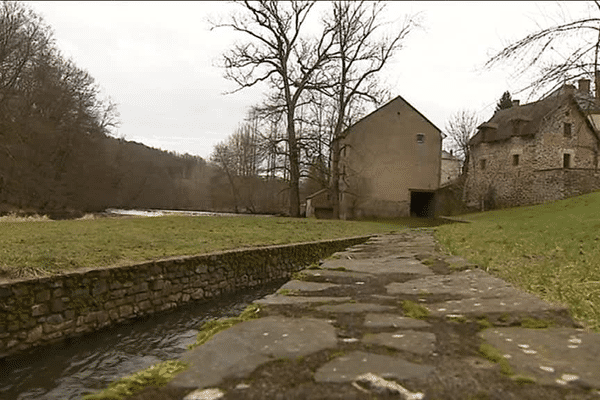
[512,99,520,107]
[578,78,590,94]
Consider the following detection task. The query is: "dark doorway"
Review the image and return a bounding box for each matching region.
[410,191,435,218]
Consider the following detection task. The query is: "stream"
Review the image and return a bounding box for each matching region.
[0,280,285,400]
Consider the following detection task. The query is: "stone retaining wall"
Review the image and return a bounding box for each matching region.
[0,236,370,359]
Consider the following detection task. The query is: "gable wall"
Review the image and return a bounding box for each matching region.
[340,97,441,218]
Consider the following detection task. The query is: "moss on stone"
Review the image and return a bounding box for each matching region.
[478,343,513,375]
[189,304,261,350]
[82,360,188,400]
[520,317,553,329]
[401,300,429,320]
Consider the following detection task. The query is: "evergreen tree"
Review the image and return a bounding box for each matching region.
[496,91,513,111]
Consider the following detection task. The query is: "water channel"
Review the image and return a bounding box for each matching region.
[0,280,286,400]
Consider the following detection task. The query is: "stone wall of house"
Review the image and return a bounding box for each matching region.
[466,102,600,209]
[0,236,370,359]
[465,135,539,209]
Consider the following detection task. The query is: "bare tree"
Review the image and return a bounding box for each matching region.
[323,0,419,218]
[444,109,479,175]
[212,0,335,217]
[486,2,600,98]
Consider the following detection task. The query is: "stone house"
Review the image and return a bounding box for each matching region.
[441,150,462,185]
[465,79,600,209]
[339,95,443,218]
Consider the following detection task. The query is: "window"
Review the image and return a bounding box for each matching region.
[416,134,425,144]
[563,153,571,168]
[480,159,486,170]
[512,154,519,166]
[564,122,572,137]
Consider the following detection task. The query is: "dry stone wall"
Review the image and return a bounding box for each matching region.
[0,236,370,359]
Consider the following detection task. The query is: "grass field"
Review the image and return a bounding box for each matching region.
[0,214,424,280]
[435,191,600,331]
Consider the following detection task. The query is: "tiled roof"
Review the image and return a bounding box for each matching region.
[470,87,600,145]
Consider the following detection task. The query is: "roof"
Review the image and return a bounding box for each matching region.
[470,86,600,145]
[343,95,443,138]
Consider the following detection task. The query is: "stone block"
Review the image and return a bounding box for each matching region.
[111,289,126,299]
[191,289,204,300]
[181,293,190,302]
[109,309,120,321]
[35,290,51,303]
[119,305,133,318]
[92,280,108,296]
[52,288,63,298]
[0,286,11,298]
[138,300,152,311]
[47,314,64,325]
[51,298,65,313]
[65,310,75,320]
[31,304,49,317]
[135,292,149,302]
[151,280,165,291]
[109,281,122,290]
[8,322,19,332]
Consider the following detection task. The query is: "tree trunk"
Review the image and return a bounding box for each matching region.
[287,113,300,217]
[330,137,340,219]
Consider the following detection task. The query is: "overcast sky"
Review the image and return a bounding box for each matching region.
[26,1,591,160]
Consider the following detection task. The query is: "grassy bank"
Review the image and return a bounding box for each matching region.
[0,215,408,280]
[435,191,600,331]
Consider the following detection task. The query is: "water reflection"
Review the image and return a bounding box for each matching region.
[0,281,284,400]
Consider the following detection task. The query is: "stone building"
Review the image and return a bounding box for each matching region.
[339,96,443,218]
[441,150,461,185]
[465,79,600,209]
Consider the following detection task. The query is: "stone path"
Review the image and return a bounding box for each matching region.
[167,230,600,400]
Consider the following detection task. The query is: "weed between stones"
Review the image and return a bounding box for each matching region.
[478,343,513,376]
[82,360,188,400]
[520,317,553,329]
[401,300,430,319]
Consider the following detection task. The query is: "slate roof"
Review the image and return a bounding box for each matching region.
[470,86,600,145]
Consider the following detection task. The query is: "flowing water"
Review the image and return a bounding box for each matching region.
[0,280,285,400]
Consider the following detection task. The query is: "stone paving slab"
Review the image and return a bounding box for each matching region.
[362,330,437,355]
[277,280,339,292]
[316,303,395,313]
[427,294,567,316]
[169,316,337,390]
[363,313,432,329]
[313,351,435,383]
[386,269,518,297]
[254,295,351,305]
[479,327,600,388]
[301,269,375,281]
[321,257,433,275]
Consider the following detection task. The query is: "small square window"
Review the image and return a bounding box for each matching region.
[564,122,572,137]
[416,134,425,144]
[512,154,519,166]
[563,153,571,168]
[480,159,486,170]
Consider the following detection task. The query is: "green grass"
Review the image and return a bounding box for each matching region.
[82,360,188,400]
[401,300,430,319]
[479,343,513,375]
[0,215,405,279]
[435,191,600,331]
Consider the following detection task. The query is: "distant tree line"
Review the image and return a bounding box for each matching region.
[1,1,276,217]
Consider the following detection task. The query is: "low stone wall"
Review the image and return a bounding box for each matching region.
[0,236,370,359]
